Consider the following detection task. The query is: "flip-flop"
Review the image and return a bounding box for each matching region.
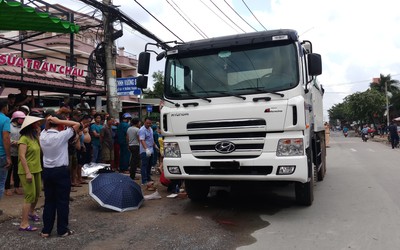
[28,214,40,222]
[19,225,38,232]
[59,230,75,237]
[39,232,50,238]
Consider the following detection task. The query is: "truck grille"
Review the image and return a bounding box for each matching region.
[187,119,267,159]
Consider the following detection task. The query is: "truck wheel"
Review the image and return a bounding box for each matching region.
[185,180,210,201]
[295,148,314,206]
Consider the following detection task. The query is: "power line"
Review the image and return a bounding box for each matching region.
[133,0,184,43]
[199,0,240,33]
[325,74,400,87]
[209,0,246,33]
[223,0,257,32]
[166,0,208,39]
[124,25,154,43]
[170,0,208,38]
[242,0,267,31]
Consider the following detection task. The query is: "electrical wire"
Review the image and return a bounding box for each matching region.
[133,0,184,43]
[223,0,257,32]
[209,0,246,33]
[168,0,208,39]
[199,0,241,33]
[242,0,267,31]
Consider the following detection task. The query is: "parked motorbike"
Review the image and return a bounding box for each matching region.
[344,132,348,137]
[362,133,368,142]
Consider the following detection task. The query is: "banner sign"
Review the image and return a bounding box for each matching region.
[0,54,84,77]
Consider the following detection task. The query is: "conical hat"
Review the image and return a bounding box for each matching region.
[20,116,44,131]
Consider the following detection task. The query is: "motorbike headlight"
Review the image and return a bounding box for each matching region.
[164,142,181,158]
[276,138,304,156]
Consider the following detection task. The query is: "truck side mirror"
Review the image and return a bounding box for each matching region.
[307,53,322,76]
[138,52,150,75]
[137,75,148,89]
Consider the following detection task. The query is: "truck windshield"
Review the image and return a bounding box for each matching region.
[164,43,299,99]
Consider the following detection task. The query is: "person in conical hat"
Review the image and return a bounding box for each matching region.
[18,115,44,232]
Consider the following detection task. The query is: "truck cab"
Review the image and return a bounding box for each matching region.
[138,29,325,206]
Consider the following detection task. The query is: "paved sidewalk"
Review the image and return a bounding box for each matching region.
[371,135,390,145]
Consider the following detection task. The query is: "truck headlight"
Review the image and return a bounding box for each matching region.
[164,142,181,158]
[276,138,304,156]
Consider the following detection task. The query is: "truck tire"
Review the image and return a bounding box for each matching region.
[186,180,210,201]
[295,148,314,206]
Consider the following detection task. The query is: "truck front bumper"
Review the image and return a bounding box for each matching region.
[163,152,309,183]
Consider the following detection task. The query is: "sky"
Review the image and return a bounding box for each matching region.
[45,0,400,120]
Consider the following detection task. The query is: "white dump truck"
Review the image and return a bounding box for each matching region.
[137,29,326,206]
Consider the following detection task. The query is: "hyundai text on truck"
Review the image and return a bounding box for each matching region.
[137,29,326,206]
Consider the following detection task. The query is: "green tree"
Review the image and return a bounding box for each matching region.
[345,89,385,124]
[369,73,400,95]
[369,74,400,120]
[143,70,164,98]
[328,102,350,123]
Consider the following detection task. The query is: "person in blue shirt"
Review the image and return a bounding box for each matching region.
[343,126,349,137]
[138,117,159,189]
[0,100,11,216]
[117,113,131,173]
[90,114,103,163]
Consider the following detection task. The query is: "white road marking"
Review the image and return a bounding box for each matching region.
[367,148,375,152]
[350,148,357,152]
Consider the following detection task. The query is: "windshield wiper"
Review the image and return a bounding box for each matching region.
[234,87,285,97]
[209,91,246,100]
[186,92,211,103]
[157,96,181,107]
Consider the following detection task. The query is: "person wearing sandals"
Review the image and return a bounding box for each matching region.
[18,115,44,232]
[39,115,80,238]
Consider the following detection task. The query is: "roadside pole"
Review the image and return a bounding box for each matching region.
[385,80,389,126]
[103,0,120,119]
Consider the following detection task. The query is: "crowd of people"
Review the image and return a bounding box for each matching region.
[0,89,172,238]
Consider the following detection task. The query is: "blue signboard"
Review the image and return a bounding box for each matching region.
[117,77,141,96]
[146,105,153,113]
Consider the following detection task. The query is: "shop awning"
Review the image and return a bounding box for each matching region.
[0,0,79,34]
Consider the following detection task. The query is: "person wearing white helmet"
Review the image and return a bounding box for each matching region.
[20,105,30,116]
[4,111,25,196]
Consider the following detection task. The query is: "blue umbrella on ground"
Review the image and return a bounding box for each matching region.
[89,172,144,212]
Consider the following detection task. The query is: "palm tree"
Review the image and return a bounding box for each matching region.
[370,74,400,123]
[369,74,400,96]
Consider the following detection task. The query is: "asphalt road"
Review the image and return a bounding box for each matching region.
[240,132,400,250]
[1,132,400,250]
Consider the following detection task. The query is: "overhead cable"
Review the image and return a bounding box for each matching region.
[199,0,240,33]
[168,0,208,39]
[223,0,257,32]
[134,0,184,43]
[209,0,246,33]
[242,0,267,31]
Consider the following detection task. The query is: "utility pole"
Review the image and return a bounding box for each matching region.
[385,80,390,126]
[103,0,120,119]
